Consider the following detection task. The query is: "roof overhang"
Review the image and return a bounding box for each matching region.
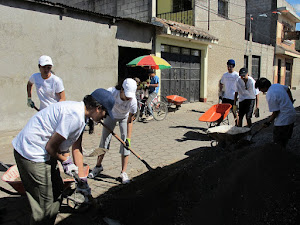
[277,7,300,23]
[276,45,300,58]
[152,17,218,44]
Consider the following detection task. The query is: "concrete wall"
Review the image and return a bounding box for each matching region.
[55,0,152,22]
[292,58,300,89]
[0,1,153,132]
[194,0,246,100]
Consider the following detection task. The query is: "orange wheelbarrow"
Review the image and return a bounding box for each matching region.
[199,103,232,128]
[2,164,91,210]
[164,95,187,110]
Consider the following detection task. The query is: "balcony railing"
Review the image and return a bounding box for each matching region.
[157,10,194,26]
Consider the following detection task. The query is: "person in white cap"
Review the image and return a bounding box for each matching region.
[13,88,115,225]
[88,78,137,184]
[27,55,66,110]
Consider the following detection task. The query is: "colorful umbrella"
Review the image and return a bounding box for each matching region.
[126,55,171,70]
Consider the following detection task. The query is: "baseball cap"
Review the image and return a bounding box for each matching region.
[39,55,53,66]
[239,68,248,77]
[227,59,235,66]
[122,78,137,99]
[91,88,115,119]
[147,69,155,74]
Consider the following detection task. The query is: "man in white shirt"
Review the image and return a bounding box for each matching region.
[219,59,239,124]
[27,55,66,110]
[255,78,296,148]
[234,68,259,127]
[13,88,115,225]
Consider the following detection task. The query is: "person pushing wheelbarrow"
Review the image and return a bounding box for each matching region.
[12,88,115,225]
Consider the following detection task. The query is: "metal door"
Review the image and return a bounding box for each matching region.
[285,62,291,87]
[161,45,201,102]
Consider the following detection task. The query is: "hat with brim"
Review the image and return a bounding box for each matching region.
[122,78,137,99]
[91,88,115,119]
[239,68,248,77]
[39,55,53,66]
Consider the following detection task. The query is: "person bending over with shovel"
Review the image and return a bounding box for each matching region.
[13,88,115,225]
[88,78,137,184]
[255,78,296,149]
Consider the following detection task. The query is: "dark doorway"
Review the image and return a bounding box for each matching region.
[277,59,281,84]
[118,46,151,83]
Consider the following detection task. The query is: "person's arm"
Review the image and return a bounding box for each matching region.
[27,81,33,98]
[264,111,280,127]
[71,133,85,177]
[233,92,238,106]
[45,132,66,158]
[57,90,66,102]
[127,113,134,140]
[255,93,259,108]
[286,88,294,103]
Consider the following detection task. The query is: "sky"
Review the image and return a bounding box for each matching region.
[285,0,300,30]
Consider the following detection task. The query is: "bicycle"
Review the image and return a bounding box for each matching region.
[133,93,168,122]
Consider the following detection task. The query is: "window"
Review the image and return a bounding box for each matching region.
[173,0,192,13]
[252,56,261,80]
[244,55,248,69]
[218,0,228,18]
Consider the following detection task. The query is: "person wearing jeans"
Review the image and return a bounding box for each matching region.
[145,69,159,121]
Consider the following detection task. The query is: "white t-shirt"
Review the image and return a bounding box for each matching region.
[29,73,65,110]
[235,76,259,102]
[266,84,296,126]
[220,71,239,100]
[108,87,137,119]
[12,101,86,162]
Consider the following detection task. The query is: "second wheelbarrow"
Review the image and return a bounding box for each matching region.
[207,125,251,148]
[199,103,232,128]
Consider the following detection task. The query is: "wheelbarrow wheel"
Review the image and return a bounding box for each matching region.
[152,101,168,121]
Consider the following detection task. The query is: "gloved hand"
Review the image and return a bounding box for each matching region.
[61,156,78,176]
[125,138,131,148]
[27,97,35,108]
[263,121,271,128]
[76,177,91,196]
[232,105,237,114]
[254,108,259,118]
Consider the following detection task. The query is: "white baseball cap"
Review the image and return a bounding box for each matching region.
[39,55,53,66]
[122,78,137,99]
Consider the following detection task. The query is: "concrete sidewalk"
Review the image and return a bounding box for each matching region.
[1,90,300,224]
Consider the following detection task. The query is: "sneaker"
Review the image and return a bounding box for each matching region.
[146,115,153,121]
[88,165,103,178]
[119,172,130,184]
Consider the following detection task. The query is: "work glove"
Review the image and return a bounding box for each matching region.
[76,177,91,196]
[27,97,35,108]
[125,138,131,148]
[232,105,237,114]
[254,108,260,118]
[61,156,78,176]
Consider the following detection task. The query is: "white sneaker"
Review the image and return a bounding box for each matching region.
[88,165,103,178]
[119,172,130,184]
[146,115,153,121]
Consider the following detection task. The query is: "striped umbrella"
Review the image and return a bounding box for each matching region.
[126,55,171,70]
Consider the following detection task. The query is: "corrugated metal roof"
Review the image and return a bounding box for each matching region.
[153,17,218,42]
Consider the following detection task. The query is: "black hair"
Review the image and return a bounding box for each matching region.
[255,78,271,89]
[115,78,125,90]
[83,95,103,134]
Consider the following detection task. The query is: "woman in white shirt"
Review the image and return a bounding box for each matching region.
[27,55,66,110]
[88,78,137,184]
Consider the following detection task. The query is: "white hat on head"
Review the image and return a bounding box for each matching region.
[39,55,53,66]
[122,78,137,99]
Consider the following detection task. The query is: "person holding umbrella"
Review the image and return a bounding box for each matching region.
[13,88,115,225]
[88,78,137,184]
[27,55,66,110]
